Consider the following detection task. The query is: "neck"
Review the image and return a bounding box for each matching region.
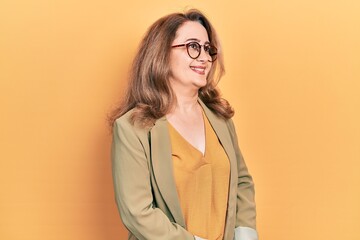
[168,78,203,114]
[168,89,200,114]
[174,93,199,113]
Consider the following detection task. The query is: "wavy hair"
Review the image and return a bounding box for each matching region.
[109,9,234,127]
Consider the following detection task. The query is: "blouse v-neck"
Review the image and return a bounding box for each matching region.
[167,110,207,157]
[167,110,230,239]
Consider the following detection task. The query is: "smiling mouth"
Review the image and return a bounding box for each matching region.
[190,66,206,75]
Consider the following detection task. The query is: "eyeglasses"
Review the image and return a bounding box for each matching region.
[171,42,217,62]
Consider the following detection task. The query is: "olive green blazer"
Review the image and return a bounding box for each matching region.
[112,100,256,240]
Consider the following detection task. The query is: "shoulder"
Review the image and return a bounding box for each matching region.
[113,109,151,141]
[200,99,233,124]
[202,102,235,130]
[114,109,134,129]
[225,117,236,131]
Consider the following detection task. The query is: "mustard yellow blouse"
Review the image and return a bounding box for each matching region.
[168,113,230,240]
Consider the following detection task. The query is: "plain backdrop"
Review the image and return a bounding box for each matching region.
[1,0,359,239]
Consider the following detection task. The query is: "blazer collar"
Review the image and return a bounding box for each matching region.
[198,100,236,166]
[199,100,238,239]
[149,116,185,226]
[149,99,237,228]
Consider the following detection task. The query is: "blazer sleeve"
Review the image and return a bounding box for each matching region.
[111,118,194,240]
[227,119,257,232]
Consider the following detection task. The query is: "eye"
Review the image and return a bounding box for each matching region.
[204,44,211,53]
[188,42,200,51]
[207,45,217,56]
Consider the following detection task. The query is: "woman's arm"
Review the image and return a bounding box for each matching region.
[227,119,259,240]
[112,118,194,240]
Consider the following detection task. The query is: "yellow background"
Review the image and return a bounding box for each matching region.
[1,0,359,239]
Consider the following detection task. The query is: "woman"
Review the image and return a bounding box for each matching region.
[110,9,258,240]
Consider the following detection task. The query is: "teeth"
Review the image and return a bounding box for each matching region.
[191,66,205,71]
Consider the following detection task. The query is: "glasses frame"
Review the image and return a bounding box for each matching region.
[171,42,217,62]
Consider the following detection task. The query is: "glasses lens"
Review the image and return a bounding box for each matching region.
[207,45,217,62]
[186,42,201,59]
[186,42,217,62]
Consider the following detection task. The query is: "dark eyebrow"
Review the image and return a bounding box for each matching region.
[185,38,200,43]
[185,38,211,45]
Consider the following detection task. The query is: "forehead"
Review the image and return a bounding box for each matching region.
[173,21,209,42]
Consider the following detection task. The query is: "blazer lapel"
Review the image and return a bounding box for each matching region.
[149,116,185,227]
[149,100,238,235]
[199,100,237,166]
[199,100,238,239]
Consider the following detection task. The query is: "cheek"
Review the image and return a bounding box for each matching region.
[169,61,186,80]
[168,56,178,77]
[206,64,213,77]
[170,54,183,69]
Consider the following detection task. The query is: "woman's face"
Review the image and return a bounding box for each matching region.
[169,21,212,93]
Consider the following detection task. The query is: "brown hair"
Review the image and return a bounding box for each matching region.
[109,9,234,127]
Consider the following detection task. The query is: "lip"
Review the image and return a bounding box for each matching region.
[190,65,206,75]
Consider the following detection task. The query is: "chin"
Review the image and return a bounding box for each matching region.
[194,79,207,88]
